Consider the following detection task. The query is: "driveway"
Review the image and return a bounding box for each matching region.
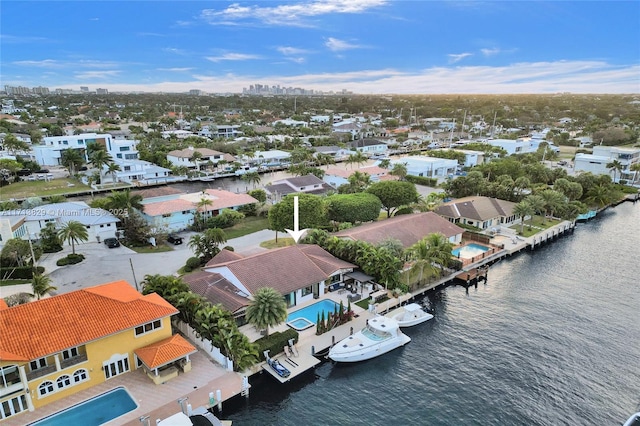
[44,229,276,294]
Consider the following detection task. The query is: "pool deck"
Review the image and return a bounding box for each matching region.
[5,351,243,426]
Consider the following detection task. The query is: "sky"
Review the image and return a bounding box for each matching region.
[1,0,639,94]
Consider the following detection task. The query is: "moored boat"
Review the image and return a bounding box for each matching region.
[391,303,434,327]
[623,412,640,426]
[328,316,411,362]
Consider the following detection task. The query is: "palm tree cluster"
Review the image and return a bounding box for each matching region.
[406,233,454,287]
[141,274,259,370]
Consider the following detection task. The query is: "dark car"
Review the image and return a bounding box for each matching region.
[167,234,183,245]
[104,238,121,248]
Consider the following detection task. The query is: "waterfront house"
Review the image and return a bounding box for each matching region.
[166,147,235,170]
[323,165,398,189]
[139,189,258,232]
[347,138,389,156]
[203,245,357,312]
[574,146,640,182]
[264,174,333,203]
[0,201,119,244]
[0,280,196,421]
[32,133,112,166]
[392,156,458,179]
[434,196,518,231]
[334,212,464,247]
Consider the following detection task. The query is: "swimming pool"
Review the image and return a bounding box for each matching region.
[287,299,341,330]
[29,387,138,426]
[452,243,490,259]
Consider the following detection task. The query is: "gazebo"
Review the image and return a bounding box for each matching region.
[135,334,197,385]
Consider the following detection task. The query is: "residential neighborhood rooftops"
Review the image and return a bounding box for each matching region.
[0,280,178,361]
[435,196,516,221]
[334,212,464,247]
[183,270,249,313]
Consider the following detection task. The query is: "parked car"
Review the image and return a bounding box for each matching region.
[104,238,120,248]
[167,234,183,245]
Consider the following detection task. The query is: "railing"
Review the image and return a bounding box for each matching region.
[26,365,56,381]
[60,353,88,369]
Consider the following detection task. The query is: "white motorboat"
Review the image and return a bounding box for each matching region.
[328,316,411,362]
[391,303,434,327]
[623,412,640,426]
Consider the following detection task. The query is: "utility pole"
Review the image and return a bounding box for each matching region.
[129,258,139,292]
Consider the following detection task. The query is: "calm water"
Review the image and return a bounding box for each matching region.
[224,202,640,426]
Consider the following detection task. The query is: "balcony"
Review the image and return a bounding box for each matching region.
[60,353,88,370]
[26,365,56,381]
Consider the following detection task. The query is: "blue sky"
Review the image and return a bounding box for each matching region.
[2,1,639,94]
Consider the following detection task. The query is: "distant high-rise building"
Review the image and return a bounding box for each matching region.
[189,89,202,96]
[96,88,108,95]
[32,86,50,95]
[80,86,89,92]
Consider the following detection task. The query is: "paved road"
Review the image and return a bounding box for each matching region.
[42,229,276,294]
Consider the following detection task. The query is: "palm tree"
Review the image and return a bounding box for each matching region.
[242,171,261,189]
[424,233,454,274]
[407,239,439,285]
[107,188,144,214]
[346,151,368,169]
[190,150,203,171]
[57,220,89,255]
[89,149,112,184]
[1,134,30,155]
[106,162,121,187]
[60,148,85,176]
[245,287,287,337]
[347,171,371,192]
[30,274,57,300]
[390,162,408,180]
[540,189,566,220]
[188,228,227,262]
[584,184,612,208]
[606,159,624,183]
[630,163,640,186]
[524,194,546,218]
[513,201,535,234]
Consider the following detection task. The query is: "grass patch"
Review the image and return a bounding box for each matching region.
[355,298,371,310]
[0,178,92,200]
[0,279,31,287]
[259,237,295,249]
[511,215,563,237]
[224,217,270,239]
[126,244,173,254]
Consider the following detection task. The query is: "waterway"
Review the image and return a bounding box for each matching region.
[223,202,640,425]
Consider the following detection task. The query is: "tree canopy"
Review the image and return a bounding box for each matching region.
[366,180,419,217]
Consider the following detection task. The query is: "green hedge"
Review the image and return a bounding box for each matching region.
[254,329,299,361]
[56,254,85,266]
[405,175,438,187]
[0,266,45,279]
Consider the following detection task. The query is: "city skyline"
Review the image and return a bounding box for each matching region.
[1,1,639,95]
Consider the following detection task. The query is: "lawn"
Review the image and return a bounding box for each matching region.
[224,216,270,239]
[260,237,295,249]
[126,244,173,254]
[511,215,563,237]
[0,178,92,200]
[0,279,30,287]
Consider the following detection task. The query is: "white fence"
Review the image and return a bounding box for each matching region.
[175,320,234,372]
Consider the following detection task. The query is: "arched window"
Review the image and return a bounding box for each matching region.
[56,375,71,389]
[73,369,88,383]
[38,381,54,397]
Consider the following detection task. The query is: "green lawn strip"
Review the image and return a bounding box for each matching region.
[259,238,295,249]
[224,217,270,239]
[0,279,31,287]
[0,179,92,200]
[126,245,173,254]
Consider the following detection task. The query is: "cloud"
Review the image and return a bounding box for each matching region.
[481,48,502,57]
[74,70,121,79]
[1,34,50,44]
[277,46,310,56]
[12,59,62,68]
[205,53,262,62]
[157,67,193,72]
[200,0,388,27]
[163,47,188,55]
[448,53,473,63]
[325,37,362,52]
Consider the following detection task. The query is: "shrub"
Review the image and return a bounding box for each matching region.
[254,329,299,361]
[395,207,414,216]
[0,266,44,279]
[56,254,85,266]
[222,246,234,251]
[206,210,245,229]
[183,256,203,272]
[405,175,438,187]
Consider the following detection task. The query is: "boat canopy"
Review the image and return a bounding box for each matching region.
[403,303,423,313]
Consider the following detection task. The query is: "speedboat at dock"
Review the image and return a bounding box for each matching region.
[391,303,434,327]
[328,316,410,362]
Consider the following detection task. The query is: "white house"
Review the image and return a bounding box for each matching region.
[450,149,484,168]
[263,174,332,203]
[323,165,398,189]
[0,201,119,244]
[574,146,640,182]
[348,138,388,156]
[0,217,28,247]
[393,156,458,178]
[197,125,243,139]
[240,149,291,167]
[166,147,235,170]
[273,119,308,128]
[32,133,112,166]
[484,138,534,156]
[313,146,354,161]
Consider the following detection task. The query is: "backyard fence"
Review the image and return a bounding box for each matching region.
[175,320,234,372]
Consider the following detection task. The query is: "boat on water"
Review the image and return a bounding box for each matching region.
[328,316,411,362]
[391,303,434,327]
[156,406,230,426]
[624,412,640,426]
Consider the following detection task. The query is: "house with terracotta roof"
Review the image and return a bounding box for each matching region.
[0,280,196,421]
[334,212,464,247]
[139,189,258,232]
[434,196,518,230]
[323,165,398,189]
[199,245,357,314]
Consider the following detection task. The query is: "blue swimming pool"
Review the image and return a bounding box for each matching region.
[287,300,341,325]
[29,387,138,426]
[452,243,490,259]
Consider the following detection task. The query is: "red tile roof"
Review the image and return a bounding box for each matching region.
[0,280,178,361]
[134,334,196,369]
[141,198,195,216]
[205,245,355,296]
[182,270,249,313]
[334,212,464,247]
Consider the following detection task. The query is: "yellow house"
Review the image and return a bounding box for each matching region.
[0,280,196,422]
